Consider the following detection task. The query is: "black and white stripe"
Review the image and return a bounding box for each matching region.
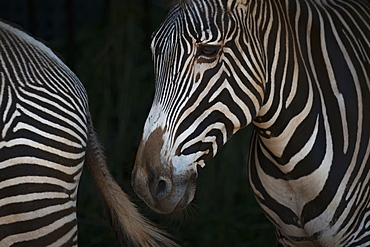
[135,0,370,245]
[0,20,181,247]
[0,21,87,246]
[248,1,370,245]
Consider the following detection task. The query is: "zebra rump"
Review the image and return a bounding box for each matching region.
[0,20,177,247]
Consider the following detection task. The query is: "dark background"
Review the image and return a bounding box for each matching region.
[0,0,275,246]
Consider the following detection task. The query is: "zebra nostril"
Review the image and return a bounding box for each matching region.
[153,177,172,199]
[157,180,166,194]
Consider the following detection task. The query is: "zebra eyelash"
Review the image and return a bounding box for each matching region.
[195,44,222,61]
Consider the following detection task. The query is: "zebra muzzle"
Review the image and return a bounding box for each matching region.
[132,127,198,214]
[132,160,197,214]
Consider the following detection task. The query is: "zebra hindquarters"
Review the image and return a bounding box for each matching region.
[0,20,88,246]
[0,114,85,246]
[0,19,178,247]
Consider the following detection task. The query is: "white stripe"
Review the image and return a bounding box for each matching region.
[0,138,85,160]
[0,201,75,224]
[0,157,83,175]
[0,192,69,207]
[0,176,78,192]
[1,213,76,246]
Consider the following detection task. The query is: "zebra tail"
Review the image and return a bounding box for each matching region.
[84,112,179,247]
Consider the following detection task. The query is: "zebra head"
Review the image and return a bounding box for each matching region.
[132,0,265,214]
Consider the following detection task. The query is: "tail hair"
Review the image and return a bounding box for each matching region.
[85,113,178,247]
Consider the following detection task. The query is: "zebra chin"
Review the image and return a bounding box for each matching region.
[132,127,198,214]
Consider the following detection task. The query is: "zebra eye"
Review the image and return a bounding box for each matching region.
[198,45,221,57]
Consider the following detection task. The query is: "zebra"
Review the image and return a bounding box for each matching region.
[0,20,178,247]
[132,0,370,246]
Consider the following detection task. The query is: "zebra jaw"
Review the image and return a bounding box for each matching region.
[132,127,199,214]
